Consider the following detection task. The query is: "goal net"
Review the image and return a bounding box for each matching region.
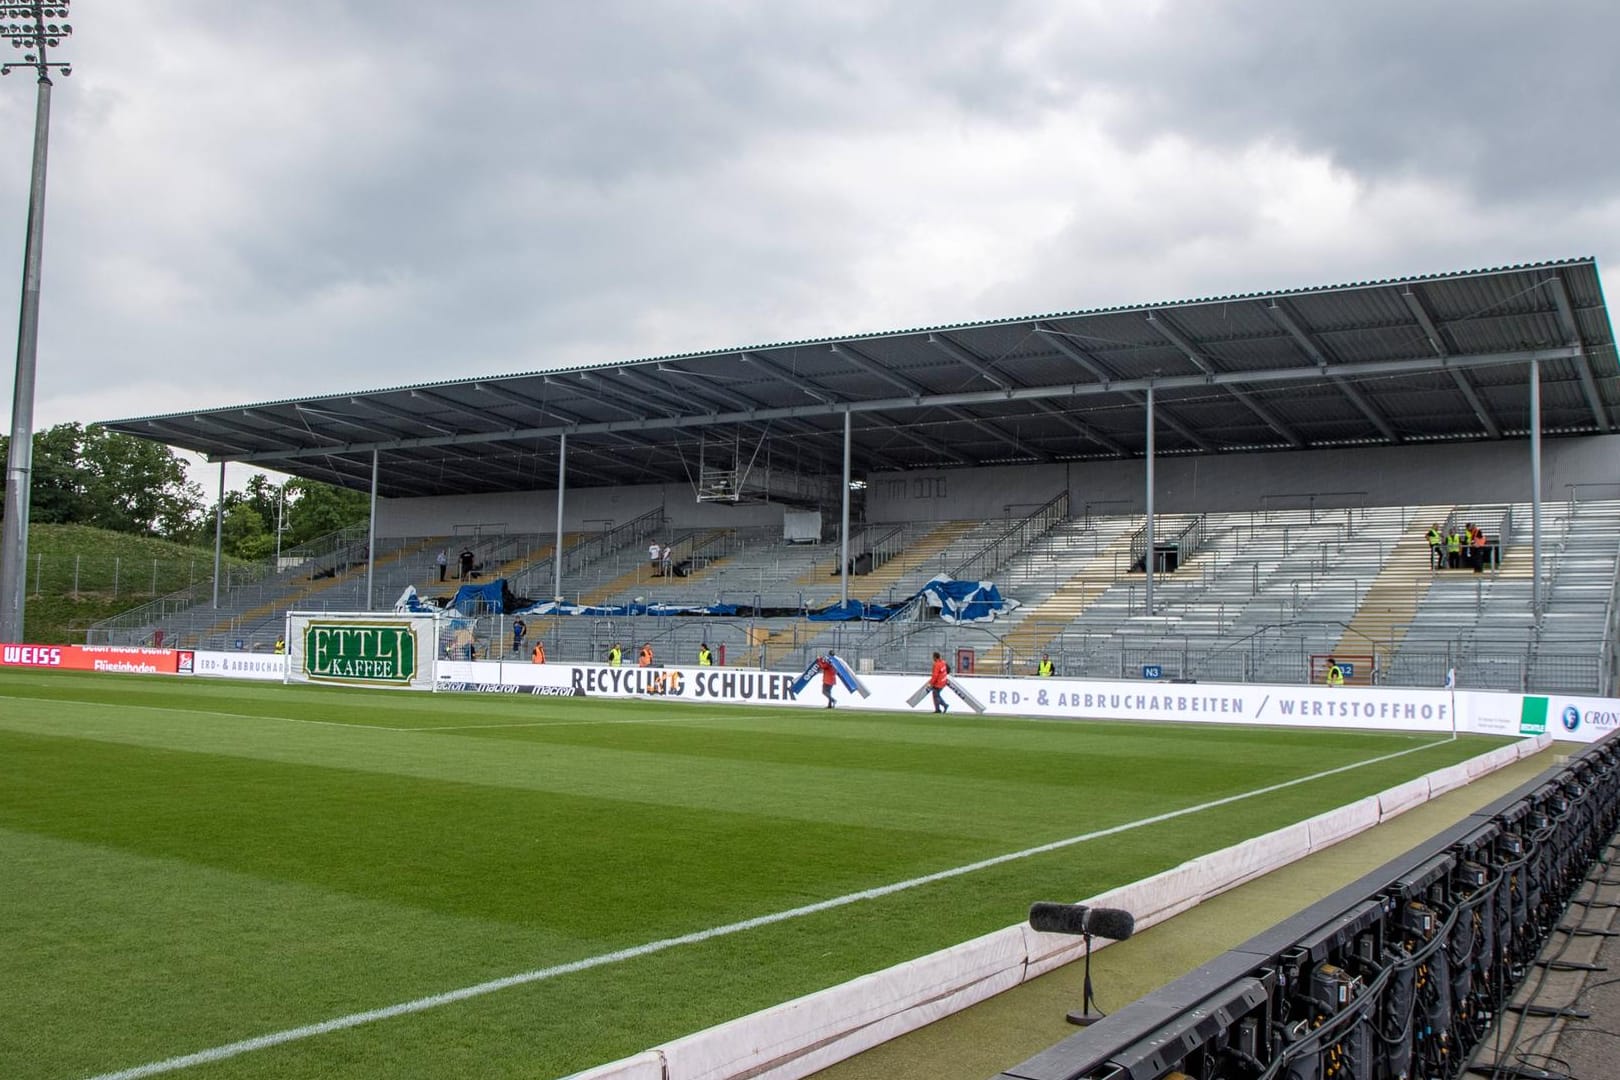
[285,611,440,691]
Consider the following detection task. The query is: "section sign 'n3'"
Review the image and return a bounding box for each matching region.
[304,622,417,686]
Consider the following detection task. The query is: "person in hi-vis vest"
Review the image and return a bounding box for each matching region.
[1325,658,1346,686]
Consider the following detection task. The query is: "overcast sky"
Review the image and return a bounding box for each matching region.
[0,0,1616,488]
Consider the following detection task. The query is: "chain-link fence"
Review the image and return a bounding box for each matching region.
[28,553,239,601]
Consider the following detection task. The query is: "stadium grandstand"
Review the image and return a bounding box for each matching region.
[96,257,1620,695]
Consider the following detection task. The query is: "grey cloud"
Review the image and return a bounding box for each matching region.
[1066,0,1620,205]
[0,0,1613,436]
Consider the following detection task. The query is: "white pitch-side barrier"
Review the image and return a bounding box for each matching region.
[566,734,1552,1080]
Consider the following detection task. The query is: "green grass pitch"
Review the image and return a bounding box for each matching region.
[0,669,1510,1079]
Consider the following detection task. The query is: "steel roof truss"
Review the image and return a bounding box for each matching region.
[929,332,1126,455]
[473,381,663,454]
[547,374,664,420]
[221,347,1581,465]
[648,364,765,413]
[1330,378,1400,443]
[830,342,925,398]
[1264,300,1399,443]
[621,368,842,472]
[738,351,836,404]
[616,369,721,417]
[386,455,489,490]
[860,412,972,465]
[344,396,459,438]
[141,419,249,457]
[830,341,1043,459]
[239,408,347,448]
[926,333,1012,390]
[1447,369,1503,439]
[1220,386,1305,449]
[1147,311,1306,448]
[1403,287,1503,437]
[193,415,314,453]
[743,347,971,465]
[1400,287,1452,357]
[1548,272,1611,433]
[1037,324,1214,452]
[292,404,402,441]
[433,442,611,488]
[408,388,512,432]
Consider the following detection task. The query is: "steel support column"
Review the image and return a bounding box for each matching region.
[554,433,567,602]
[1530,359,1543,615]
[1145,384,1155,617]
[840,411,851,607]
[211,462,224,609]
[366,449,378,610]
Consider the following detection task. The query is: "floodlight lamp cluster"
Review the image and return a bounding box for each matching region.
[0,1,70,77]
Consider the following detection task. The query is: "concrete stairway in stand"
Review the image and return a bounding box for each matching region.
[844,521,975,601]
[204,536,437,639]
[978,529,1141,671]
[1331,511,1450,672]
[579,529,733,606]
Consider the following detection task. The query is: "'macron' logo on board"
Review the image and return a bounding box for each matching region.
[303,622,417,685]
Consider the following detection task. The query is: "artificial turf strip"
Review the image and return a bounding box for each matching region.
[0,670,1508,1080]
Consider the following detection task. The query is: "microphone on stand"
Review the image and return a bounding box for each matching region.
[1028,902,1137,1026]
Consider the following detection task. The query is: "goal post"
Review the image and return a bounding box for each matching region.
[285,611,441,691]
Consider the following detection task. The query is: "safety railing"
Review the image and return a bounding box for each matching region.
[507,507,666,598]
[860,526,906,575]
[85,520,375,644]
[83,559,277,645]
[1258,489,1369,522]
[1128,512,1204,572]
[950,490,1069,584]
[1599,531,1620,694]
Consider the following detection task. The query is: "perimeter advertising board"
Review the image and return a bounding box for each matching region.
[192,651,288,681]
[285,613,438,691]
[434,662,1464,733]
[0,643,189,675]
[1468,691,1620,743]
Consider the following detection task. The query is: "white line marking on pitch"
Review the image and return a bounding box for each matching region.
[83,736,1454,1080]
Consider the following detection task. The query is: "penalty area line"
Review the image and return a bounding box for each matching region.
[84,736,1454,1080]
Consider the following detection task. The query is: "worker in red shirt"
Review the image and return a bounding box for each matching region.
[817,651,839,708]
[929,652,951,714]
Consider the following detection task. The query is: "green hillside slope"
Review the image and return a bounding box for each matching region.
[15,524,252,644]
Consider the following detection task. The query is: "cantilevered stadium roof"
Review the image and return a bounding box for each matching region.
[104,258,1618,499]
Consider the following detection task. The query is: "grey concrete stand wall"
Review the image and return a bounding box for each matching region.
[372,481,790,539]
[370,433,1618,537]
[865,434,1620,522]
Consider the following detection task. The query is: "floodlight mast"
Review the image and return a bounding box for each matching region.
[0,2,70,644]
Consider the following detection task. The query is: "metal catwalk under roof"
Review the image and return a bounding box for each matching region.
[104,258,1618,499]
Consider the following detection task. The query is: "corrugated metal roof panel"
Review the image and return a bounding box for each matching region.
[100,258,1616,495]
